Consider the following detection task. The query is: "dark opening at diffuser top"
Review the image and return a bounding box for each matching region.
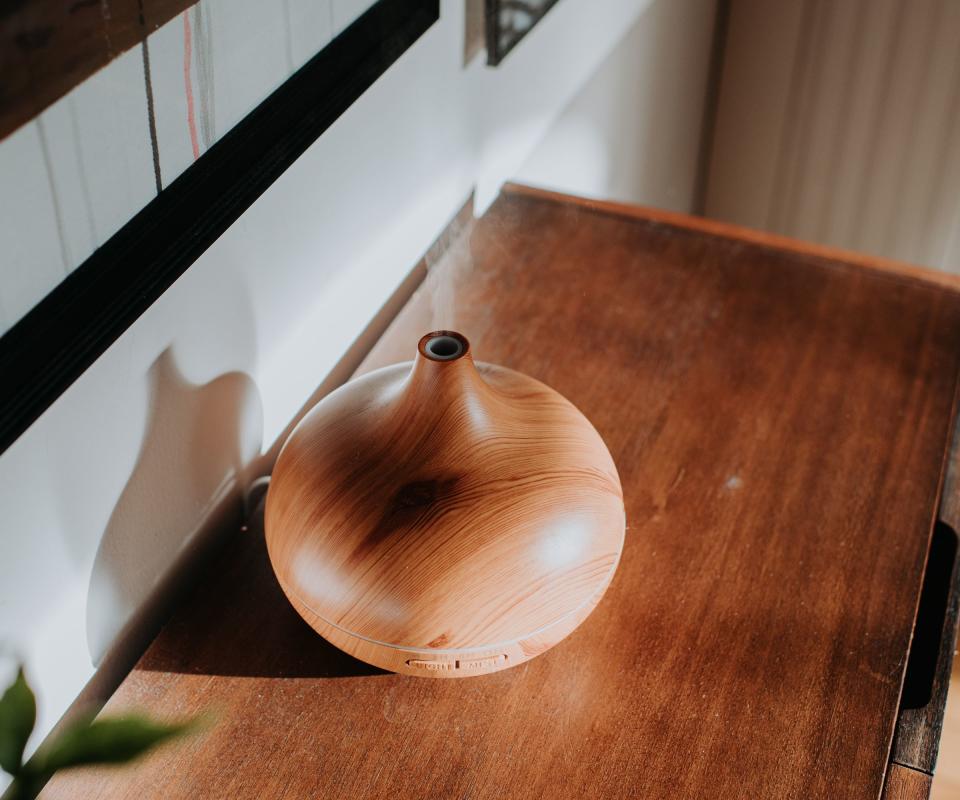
[422,331,468,361]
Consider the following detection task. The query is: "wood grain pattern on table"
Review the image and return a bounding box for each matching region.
[265,331,625,676]
[41,186,960,799]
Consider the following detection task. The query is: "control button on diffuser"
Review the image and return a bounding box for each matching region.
[406,659,454,672]
[457,655,507,671]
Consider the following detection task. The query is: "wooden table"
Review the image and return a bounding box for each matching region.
[43,186,960,799]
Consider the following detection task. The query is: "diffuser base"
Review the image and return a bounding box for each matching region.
[279,571,615,678]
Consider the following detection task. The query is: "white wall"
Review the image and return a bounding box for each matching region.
[517,0,717,212]
[0,0,714,764]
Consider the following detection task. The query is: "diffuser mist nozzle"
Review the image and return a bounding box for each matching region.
[422,332,467,361]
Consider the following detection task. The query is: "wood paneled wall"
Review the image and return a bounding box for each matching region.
[706,0,960,272]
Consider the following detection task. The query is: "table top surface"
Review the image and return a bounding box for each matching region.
[43,186,960,800]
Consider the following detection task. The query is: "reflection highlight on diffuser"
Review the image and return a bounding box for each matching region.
[536,516,595,571]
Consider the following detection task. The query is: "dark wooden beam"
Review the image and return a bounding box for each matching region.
[0,0,192,141]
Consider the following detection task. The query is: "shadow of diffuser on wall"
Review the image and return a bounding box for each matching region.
[85,348,262,678]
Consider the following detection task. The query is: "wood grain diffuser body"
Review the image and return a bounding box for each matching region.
[265,331,625,677]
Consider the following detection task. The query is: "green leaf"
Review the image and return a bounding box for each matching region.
[0,668,36,775]
[31,713,199,774]
[1,774,43,800]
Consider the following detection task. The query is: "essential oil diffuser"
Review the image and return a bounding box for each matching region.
[264,331,625,677]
